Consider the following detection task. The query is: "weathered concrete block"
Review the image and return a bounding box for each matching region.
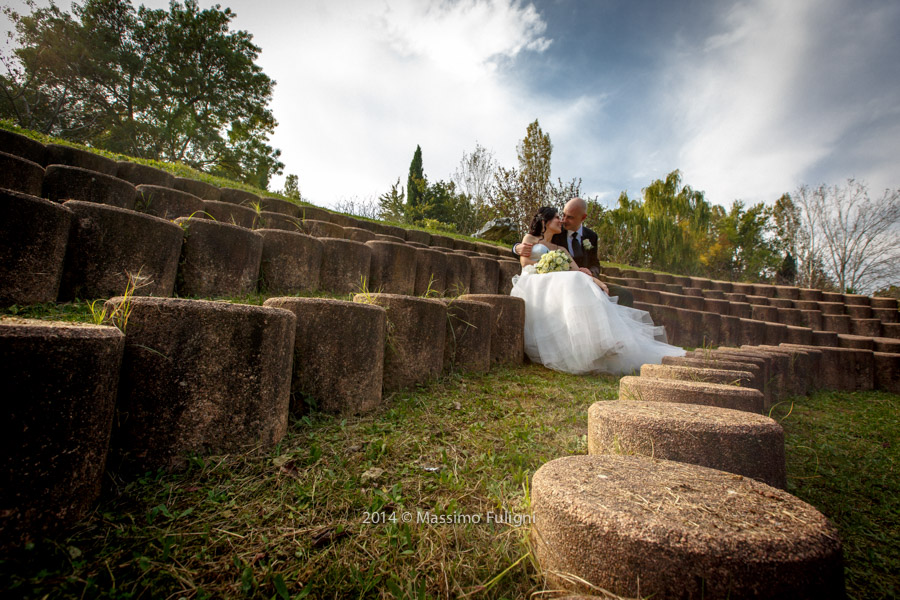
[106,297,294,472]
[664,354,766,403]
[404,229,432,245]
[444,253,472,295]
[429,234,455,249]
[257,229,323,294]
[318,238,371,294]
[0,190,72,305]
[838,334,874,350]
[823,314,852,334]
[375,233,405,243]
[873,337,900,353]
[264,298,384,414]
[414,248,447,296]
[588,400,785,488]
[44,144,117,175]
[873,352,900,393]
[442,299,493,373]
[765,322,788,345]
[174,217,262,297]
[255,210,302,232]
[173,177,221,201]
[302,219,345,238]
[851,318,882,337]
[843,294,870,306]
[352,294,446,392]
[498,261,520,295]
[202,199,257,228]
[872,307,898,323]
[327,213,359,228]
[380,224,409,240]
[468,256,500,294]
[258,196,302,218]
[639,363,756,390]
[60,201,183,300]
[0,128,45,164]
[818,301,845,315]
[219,187,260,206]
[786,325,814,345]
[458,294,524,366]
[798,288,824,301]
[532,455,844,599]
[297,205,333,222]
[366,241,417,295]
[775,285,800,300]
[738,318,767,345]
[0,150,43,196]
[116,161,175,188]
[43,165,136,209]
[0,319,123,554]
[619,375,765,413]
[846,305,873,319]
[344,227,378,243]
[135,184,205,220]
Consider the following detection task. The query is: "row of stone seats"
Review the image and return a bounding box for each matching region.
[0,292,525,555]
[602,265,900,338]
[1,185,519,304]
[531,342,869,598]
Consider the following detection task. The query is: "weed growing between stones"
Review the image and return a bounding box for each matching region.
[89,268,148,332]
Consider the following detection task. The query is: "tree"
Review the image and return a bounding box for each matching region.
[406,145,424,212]
[281,174,300,200]
[451,142,496,210]
[0,0,283,188]
[378,178,406,223]
[704,200,780,282]
[793,180,900,293]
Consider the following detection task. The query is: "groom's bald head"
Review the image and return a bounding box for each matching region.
[561,197,587,232]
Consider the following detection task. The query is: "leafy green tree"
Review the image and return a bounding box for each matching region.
[282,174,301,200]
[378,178,406,223]
[0,0,283,188]
[704,200,780,282]
[407,145,425,212]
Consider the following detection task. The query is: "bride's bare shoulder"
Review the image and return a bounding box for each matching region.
[522,233,541,244]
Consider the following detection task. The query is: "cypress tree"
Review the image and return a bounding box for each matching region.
[407,145,424,209]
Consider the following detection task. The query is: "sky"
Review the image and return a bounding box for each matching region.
[4,0,900,210]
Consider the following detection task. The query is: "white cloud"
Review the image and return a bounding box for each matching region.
[666,0,900,205]
[255,0,564,207]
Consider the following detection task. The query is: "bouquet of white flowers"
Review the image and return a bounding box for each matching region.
[535,249,571,274]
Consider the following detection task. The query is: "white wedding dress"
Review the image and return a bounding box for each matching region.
[510,244,686,375]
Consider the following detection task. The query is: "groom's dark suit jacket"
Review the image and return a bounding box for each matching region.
[512,226,634,307]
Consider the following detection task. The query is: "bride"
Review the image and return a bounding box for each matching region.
[510,206,685,375]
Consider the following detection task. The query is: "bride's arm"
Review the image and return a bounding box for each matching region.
[519,234,541,267]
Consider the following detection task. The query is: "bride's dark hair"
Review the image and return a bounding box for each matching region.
[529,206,558,237]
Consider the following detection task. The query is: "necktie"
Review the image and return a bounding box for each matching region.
[571,231,583,258]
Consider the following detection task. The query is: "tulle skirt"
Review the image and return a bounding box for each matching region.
[510,267,686,375]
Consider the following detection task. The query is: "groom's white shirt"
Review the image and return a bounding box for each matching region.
[567,225,584,255]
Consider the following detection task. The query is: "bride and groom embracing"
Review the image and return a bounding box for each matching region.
[510,199,685,376]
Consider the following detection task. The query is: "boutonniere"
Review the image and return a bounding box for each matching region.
[582,239,593,251]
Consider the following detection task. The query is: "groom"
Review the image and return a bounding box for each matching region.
[513,197,635,307]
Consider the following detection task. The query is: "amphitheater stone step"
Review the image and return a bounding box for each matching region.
[105,297,295,472]
[367,241,417,295]
[173,177,220,201]
[218,187,260,206]
[302,219,345,239]
[0,129,46,164]
[414,248,447,296]
[258,196,301,218]
[264,297,385,414]
[532,454,844,599]
[44,143,117,175]
[116,161,175,188]
[174,217,262,297]
[202,199,257,228]
[442,298,493,374]
[1,190,73,305]
[458,294,525,366]
[352,294,446,392]
[587,400,785,488]
[43,165,136,209]
[619,375,765,413]
[60,200,183,301]
[1,318,124,556]
[0,151,44,196]
[469,256,500,294]
[255,210,301,232]
[318,238,371,294]
[257,230,323,295]
[135,184,205,220]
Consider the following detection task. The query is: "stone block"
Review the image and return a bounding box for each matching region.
[588,400,785,487]
[116,161,175,188]
[498,261,520,295]
[344,227,378,242]
[0,150,43,195]
[258,230,323,294]
[135,185,205,220]
[442,298,493,373]
[352,294,446,392]
[468,257,500,294]
[43,165,136,209]
[318,238,371,294]
[458,294,524,366]
[264,298,385,414]
[873,352,900,393]
[173,177,221,201]
[258,196,301,218]
[202,199,257,228]
[219,187,260,206]
[0,129,45,164]
[823,314,852,334]
[0,319,123,554]
[429,234,455,249]
[851,318,882,337]
[174,217,262,297]
[60,201,183,300]
[444,253,472,296]
[0,190,72,305]
[255,210,302,232]
[404,229,432,245]
[297,205,332,222]
[531,455,843,599]
[106,297,294,472]
[414,248,447,296]
[619,375,764,413]
[44,144,117,175]
[366,241,417,295]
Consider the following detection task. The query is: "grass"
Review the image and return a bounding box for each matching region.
[0,359,895,598]
[771,390,900,600]
[0,366,617,599]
